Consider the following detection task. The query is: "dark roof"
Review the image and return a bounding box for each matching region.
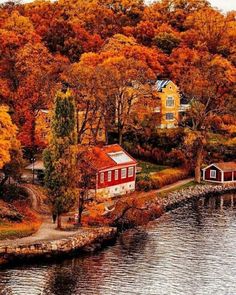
[156,80,171,92]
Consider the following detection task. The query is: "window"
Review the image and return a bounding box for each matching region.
[115,169,119,180]
[108,171,112,182]
[100,173,104,183]
[210,170,216,179]
[121,168,127,179]
[166,113,174,121]
[166,96,174,107]
[128,167,134,177]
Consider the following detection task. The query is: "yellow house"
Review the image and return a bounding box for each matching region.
[154,80,181,129]
[35,109,106,146]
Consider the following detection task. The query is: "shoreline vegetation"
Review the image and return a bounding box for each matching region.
[0,183,235,267]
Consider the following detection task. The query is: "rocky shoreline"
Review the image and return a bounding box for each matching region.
[1,183,235,267]
[160,184,236,212]
[0,227,117,266]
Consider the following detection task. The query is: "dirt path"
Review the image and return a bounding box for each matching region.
[0,178,194,247]
[20,184,50,215]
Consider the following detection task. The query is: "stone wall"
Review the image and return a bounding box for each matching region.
[161,184,236,211]
[0,227,117,266]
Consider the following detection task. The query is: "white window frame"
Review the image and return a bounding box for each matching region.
[210,170,216,179]
[166,112,174,121]
[100,172,104,183]
[121,168,127,179]
[115,169,119,180]
[128,167,134,177]
[166,96,174,107]
[108,171,112,182]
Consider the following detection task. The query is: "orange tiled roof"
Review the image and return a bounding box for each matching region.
[215,162,236,172]
[85,144,137,170]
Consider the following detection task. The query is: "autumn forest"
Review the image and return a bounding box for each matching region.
[0,0,236,187]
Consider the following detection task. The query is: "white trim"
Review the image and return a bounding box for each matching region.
[115,169,118,180]
[128,166,134,177]
[99,164,137,173]
[121,168,127,179]
[108,171,112,182]
[210,170,216,179]
[166,96,175,108]
[100,172,104,183]
[203,169,206,181]
[204,179,236,184]
[202,164,223,172]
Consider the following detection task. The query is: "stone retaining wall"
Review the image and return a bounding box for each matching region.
[0,227,117,266]
[160,184,236,211]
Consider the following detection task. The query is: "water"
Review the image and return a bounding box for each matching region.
[1,193,236,295]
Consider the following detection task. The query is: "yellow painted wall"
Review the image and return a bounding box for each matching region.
[158,81,180,129]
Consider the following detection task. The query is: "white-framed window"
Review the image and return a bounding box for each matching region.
[121,168,127,179]
[128,167,134,177]
[166,96,174,107]
[108,171,112,182]
[115,169,119,180]
[100,172,104,183]
[166,113,174,121]
[210,170,216,179]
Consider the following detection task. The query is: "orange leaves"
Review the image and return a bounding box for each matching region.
[0,106,18,169]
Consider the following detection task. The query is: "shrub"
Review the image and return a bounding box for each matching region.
[0,184,28,202]
[136,168,189,191]
[166,149,187,167]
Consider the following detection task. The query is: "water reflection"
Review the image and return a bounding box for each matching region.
[1,193,236,295]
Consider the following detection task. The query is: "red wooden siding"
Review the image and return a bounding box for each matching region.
[205,166,222,182]
[97,166,136,189]
[224,172,233,182]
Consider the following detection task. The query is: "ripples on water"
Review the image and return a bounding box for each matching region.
[1,193,236,295]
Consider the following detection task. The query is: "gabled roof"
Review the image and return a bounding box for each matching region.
[203,162,236,172]
[85,144,137,171]
[156,80,171,92]
[25,160,45,170]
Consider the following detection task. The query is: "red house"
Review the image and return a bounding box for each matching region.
[202,162,236,183]
[85,144,137,198]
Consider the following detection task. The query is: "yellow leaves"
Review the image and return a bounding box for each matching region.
[3,11,34,35]
[0,105,18,169]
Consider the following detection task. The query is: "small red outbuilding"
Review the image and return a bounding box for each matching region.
[202,162,236,183]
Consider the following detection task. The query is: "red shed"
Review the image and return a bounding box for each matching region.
[202,162,236,183]
[84,144,137,198]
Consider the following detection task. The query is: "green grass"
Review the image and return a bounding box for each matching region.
[138,160,168,175]
[0,229,36,240]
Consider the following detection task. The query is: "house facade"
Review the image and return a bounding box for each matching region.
[202,162,236,183]
[85,144,137,198]
[153,80,190,129]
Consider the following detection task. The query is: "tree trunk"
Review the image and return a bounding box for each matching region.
[57,214,62,229]
[195,144,204,183]
[0,175,9,188]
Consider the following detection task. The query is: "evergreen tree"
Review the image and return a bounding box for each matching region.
[43,89,78,229]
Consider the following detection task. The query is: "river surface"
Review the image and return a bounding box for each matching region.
[1,193,236,295]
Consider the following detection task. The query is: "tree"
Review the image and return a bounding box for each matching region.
[153,32,181,54]
[43,90,77,229]
[76,149,96,225]
[170,48,236,182]
[0,105,19,169]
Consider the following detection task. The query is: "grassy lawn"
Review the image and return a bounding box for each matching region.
[0,221,42,240]
[138,160,168,175]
